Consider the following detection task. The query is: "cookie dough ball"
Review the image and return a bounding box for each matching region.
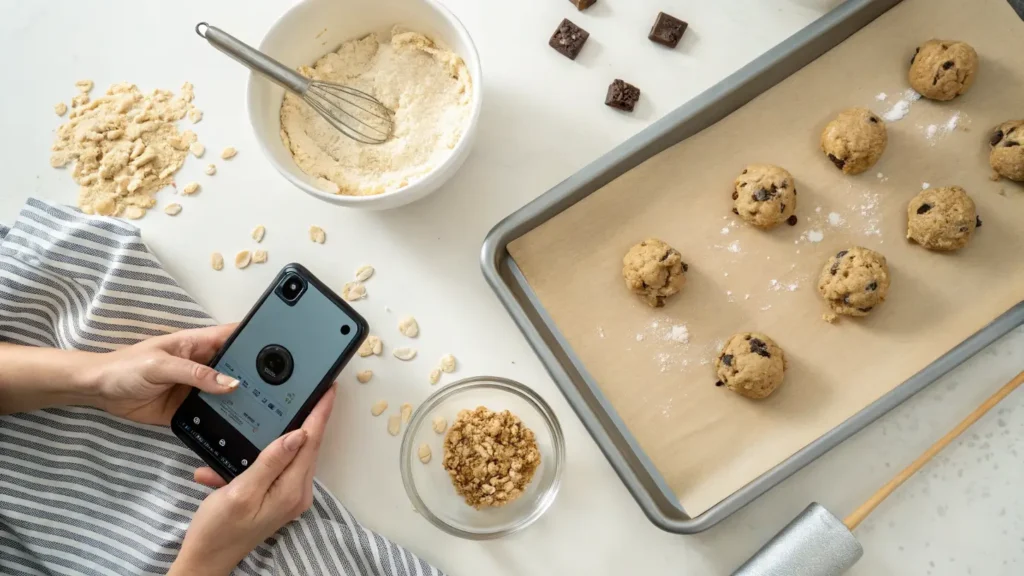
[817,247,891,317]
[622,238,688,307]
[908,40,978,101]
[732,164,798,229]
[989,120,1024,181]
[907,186,978,251]
[714,332,786,399]
[820,108,887,175]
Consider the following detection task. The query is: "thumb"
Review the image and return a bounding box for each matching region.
[236,429,307,494]
[152,356,239,394]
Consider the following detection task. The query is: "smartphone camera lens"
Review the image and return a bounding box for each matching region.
[340,325,351,335]
[256,344,294,385]
[278,274,306,303]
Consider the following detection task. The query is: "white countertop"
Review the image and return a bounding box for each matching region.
[3,1,1022,574]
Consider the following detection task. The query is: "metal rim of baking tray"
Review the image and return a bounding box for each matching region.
[481,0,1024,533]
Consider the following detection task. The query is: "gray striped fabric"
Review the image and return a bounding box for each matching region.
[0,199,443,576]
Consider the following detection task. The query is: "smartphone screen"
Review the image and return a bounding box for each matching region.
[173,265,366,478]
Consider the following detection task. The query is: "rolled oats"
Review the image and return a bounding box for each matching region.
[204,163,216,175]
[431,416,447,434]
[387,414,401,436]
[358,335,383,357]
[398,316,419,338]
[163,203,182,216]
[220,146,237,159]
[371,400,388,416]
[123,206,145,220]
[251,225,266,243]
[392,347,417,361]
[442,407,541,509]
[189,142,205,158]
[417,444,432,464]
[400,403,413,423]
[75,80,94,92]
[251,249,268,264]
[182,181,200,195]
[429,368,441,385]
[308,225,326,244]
[356,370,373,384]
[71,92,90,107]
[342,281,366,301]
[439,354,457,374]
[235,250,252,269]
[211,252,224,271]
[54,102,68,116]
[355,265,374,282]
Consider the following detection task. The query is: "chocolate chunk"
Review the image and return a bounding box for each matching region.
[942,60,954,70]
[858,307,874,313]
[976,215,983,228]
[605,79,641,112]
[1006,141,1021,148]
[836,250,848,259]
[569,0,596,10]
[732,191,739,200]
[827,153,846,170]
[779,203,786,212]
[648,12,688,48]
[786,215,798,226]
[681,262,689,272]
[830,251,847,276]
[932,71,940,85]
[749,338,771,358]
[715,380,725,387]
[869,115,880,124]
[744,335,752,341]
[792,188,797,195]
[917,203,932,214]
[866,281,878,291]
[991,129,1005,147]
[778,181,787,189]
[721,354,734,366]
[959,226,969,233]
[753,188,770,201]
[911,46,920,65]
[732,208,739,215]
[742,169,748,175]
[549,18,589,60]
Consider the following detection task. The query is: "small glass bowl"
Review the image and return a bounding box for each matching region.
[400,376,565,539]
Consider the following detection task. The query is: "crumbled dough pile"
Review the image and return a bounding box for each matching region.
[280,27,473,196]
[50,82,203,219]
[443,406,541,509]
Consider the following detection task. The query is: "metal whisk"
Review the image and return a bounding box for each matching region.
[196,23,394,145]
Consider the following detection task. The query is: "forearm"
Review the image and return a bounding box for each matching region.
[0,343,101,414]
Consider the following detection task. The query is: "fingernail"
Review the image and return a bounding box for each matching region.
[284,429,307,452]
[215,374,239,389]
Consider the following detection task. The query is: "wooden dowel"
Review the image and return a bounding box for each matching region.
[844,370,1024,531]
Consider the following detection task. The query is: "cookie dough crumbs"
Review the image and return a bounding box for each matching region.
[401,403,414,423]
[54,102,68,116]
[358,335,383,357]
[189,142,205,158]
[443,407,541,509]
[431,416,447,434]
[182,182,200,195]
[308,225,326,244]
[342,281,366,301]
[187,108,203,124]
[163,203,182,216]
[823,312,838,324]
[279,27,473,197]
[439,354,457,373]
[50,82,197,218]
[417,443,432,464]
[210,252,224,271]
[75,80,94,93]
[398,316,419,337]
[387,414,401,436]
[429,368,442,385]
[356,370,373,384]
[179,82,194,103]
[355,265,374,282]
[371,400,388,416]
[393,347,417,361]
[234,251,252,269]
[220,146,237,159]
[251,225,266,243]
[251,249,268,264]
[204,163,216,175]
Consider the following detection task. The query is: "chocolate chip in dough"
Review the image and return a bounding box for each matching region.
[749,338,771,358]
[648,12,688,48]
[976,215,983,228]
[942,60,954,70]
[753,188,770,201]
[866,281,878,291]
[991,130,1005,146]
[1006,141,1021,148]
[732,191,739,200]
[549,18,589,60]
[786,215,798,226]
[911,46,920,65]
[605,79,641,112]
[569,0,596,10]
[721,354,734,366]
[827,153,846,170]
[715,380,725,387]
[732,208,739,215]
[917,203,932,214]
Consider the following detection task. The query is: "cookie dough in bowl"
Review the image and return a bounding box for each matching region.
[989,120,1024,182]
[714,332,786,400]
[817,247,891,317]
[907,185,978,251]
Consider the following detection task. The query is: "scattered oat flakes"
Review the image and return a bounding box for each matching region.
[123,206,145,220]
[308,225,326,244]
[387,414,402,436]
[182,182,200,195]
[355,265,374,282]
[163,203,182,216]
[443,406,540,509]
[400,403,413,423]
[75,79,94,93]
[371,400,388,416]
[189,142,205,158]
[187,108,203,123]
[251,225,266,243]
[393,347,417,361]
[358,335,383,357]
[356,370,373,384]
[235,250,252,269]
[251,249,268,264]
[211,252,224,271]
[204,163,216,175]
[54,102,68,116]
[417,443,432,464]
[342,281,366,301]
[221,146,237,160]
[398,316,419,338]
[429,368,441,385]
[439,354,457,374]
[431,416,447,434]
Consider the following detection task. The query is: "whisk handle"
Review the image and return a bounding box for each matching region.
[196,22,309,95]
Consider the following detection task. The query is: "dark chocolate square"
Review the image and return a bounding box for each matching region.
[605,79,640,112]
[549,18,589,60]
[569,0,596,10]
[648,12,688,48]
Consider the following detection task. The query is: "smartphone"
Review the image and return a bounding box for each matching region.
[172,263,367,481]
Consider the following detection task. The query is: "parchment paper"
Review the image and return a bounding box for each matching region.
[508,0,1024,516]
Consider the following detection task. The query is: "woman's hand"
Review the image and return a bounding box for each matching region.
[86,324,240,426]
[169,385,337,576]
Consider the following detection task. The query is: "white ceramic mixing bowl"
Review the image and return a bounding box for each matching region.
[248,0,482,210]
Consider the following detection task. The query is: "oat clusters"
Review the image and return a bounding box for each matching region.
[442,407,540,509]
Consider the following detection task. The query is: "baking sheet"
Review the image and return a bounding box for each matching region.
[507,0,1024,516]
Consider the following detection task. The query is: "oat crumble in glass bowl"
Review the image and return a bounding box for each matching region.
[400,376,565,539]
